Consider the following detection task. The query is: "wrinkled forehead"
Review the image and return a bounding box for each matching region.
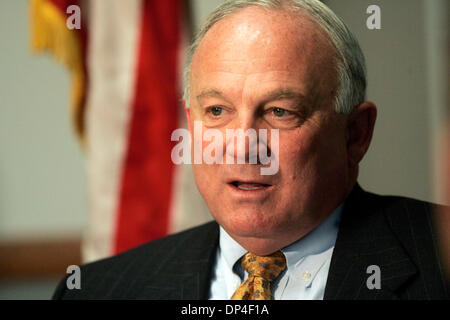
[190,6,338,99]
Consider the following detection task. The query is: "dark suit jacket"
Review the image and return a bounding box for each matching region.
[53,184,449,299]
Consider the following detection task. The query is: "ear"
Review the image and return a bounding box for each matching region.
[346,102,377,168]
[183,99,192,134]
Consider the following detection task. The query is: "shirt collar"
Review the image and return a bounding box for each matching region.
[281,203,343,271]
[218,203,343,275]
[219,225,247,272]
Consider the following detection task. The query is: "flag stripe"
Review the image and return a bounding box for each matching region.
[113,0,181,254]
[82,0,143,262]
[32,0,213,262]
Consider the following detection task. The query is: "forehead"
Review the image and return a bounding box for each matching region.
[190,6,337,97]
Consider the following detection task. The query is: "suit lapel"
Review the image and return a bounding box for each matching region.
[136,221,220,300]
[324,184,417,300]
[138,270,210,299]
[130,185,422,300]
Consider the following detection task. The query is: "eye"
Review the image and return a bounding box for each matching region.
[271,107,289,117]
[207,106,224,117]
[263,105,308,129]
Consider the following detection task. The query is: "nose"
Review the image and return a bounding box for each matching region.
[224,111,263,165]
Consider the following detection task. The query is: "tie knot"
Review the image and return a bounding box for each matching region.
[240,251,286,282]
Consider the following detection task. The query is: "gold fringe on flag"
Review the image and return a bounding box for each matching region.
[30,0,86,145]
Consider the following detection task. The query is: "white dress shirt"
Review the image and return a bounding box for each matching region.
[208,204,343,300]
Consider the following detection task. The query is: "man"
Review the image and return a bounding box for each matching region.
[53,0,449,300]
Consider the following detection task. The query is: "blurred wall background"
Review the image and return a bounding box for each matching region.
[0,0,87,243]
[325,0,449,205]
[0,0,448,298]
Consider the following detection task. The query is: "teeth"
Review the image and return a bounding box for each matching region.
[237,185,263,190]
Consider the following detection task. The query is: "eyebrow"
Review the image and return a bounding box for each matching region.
[196,89,225,101]
[261,89,307,104]
[195,88,307,106]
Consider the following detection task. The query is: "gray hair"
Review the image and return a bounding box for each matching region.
[183,0,367,114]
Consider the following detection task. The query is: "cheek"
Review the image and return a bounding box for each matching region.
[192,163,217,189]
[192,164,221,212]
[278,129,318,177]
[277,125,347,185]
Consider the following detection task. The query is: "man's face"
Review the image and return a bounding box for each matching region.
[187,8,352,254]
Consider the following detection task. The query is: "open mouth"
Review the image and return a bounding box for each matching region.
[229,181,272,191]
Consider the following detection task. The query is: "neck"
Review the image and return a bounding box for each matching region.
[228,180,357,256]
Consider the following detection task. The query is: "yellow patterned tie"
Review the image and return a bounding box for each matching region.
[230,251,286,300]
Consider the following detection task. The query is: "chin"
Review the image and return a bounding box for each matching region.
[216,208,284,238]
